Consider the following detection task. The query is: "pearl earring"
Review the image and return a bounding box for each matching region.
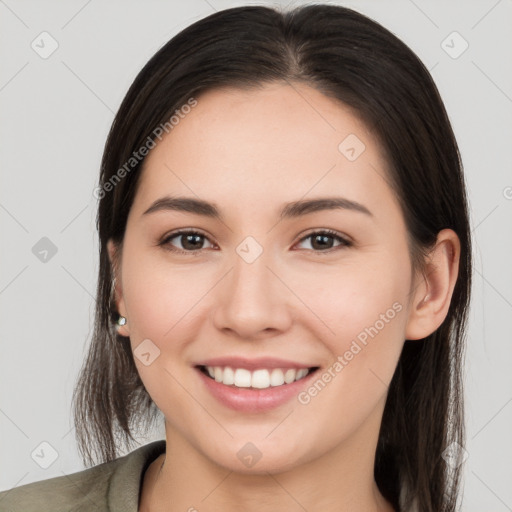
[117,316,127,327]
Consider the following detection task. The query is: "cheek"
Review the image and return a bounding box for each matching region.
[285,257,410,424]
[287,257,409,349]
[291,255,409,409]
[120,249,210,412]
[121,247,211,343]
[290,268,407,447]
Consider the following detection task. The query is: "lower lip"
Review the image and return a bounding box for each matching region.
[195,367,318,413]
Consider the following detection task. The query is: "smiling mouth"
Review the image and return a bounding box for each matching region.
[196,365,320,389]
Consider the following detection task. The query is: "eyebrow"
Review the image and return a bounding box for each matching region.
[142,195,373,220]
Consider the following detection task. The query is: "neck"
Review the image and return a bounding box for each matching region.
[141,404,395,512]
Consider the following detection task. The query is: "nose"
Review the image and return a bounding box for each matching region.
[212,247,293,341]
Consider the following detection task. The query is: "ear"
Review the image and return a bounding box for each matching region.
[107,239,130,337]
[405,229,461,340]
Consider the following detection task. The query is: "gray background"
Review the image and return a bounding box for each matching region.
[1,0,511,509]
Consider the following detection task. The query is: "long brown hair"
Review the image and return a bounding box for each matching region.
[72,5,472,511]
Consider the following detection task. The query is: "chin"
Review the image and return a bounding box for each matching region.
[202,437,311,475]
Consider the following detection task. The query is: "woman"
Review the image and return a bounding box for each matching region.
[0,4,471,511]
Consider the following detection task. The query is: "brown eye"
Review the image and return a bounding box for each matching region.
[295,230,352,252]
[160,230,215,253]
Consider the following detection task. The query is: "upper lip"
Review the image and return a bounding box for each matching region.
[194,356,317,371]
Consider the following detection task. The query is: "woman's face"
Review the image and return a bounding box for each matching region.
[110,82,422,473]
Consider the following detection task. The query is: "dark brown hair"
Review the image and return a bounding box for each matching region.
[72,5,472,511]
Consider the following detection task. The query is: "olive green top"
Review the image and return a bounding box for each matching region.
[0,440,166,512]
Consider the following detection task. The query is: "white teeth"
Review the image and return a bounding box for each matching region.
[269,368,285,386]
[284,369,296,384]
[296,368,308,380]
[251,369,270,389]
[223,366,234,385]
[203,366,312,389]
[234,368,252,387]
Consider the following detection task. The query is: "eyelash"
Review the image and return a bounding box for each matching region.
[158,228,352,256]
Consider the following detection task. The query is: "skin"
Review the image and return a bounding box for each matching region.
[108,82,460,512]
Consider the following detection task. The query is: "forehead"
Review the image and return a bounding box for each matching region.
[132,82,397,219]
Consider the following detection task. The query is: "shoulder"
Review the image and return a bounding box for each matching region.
[0,440,166,512]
